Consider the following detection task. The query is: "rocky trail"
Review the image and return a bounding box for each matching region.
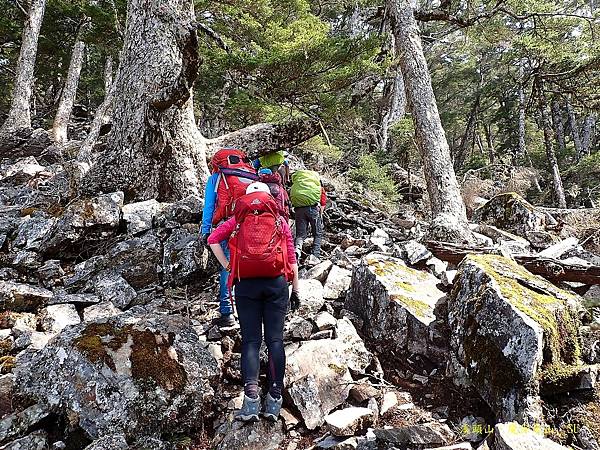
[0,131,600,450]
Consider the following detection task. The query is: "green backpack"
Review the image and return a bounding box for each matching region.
[290,170,321,207]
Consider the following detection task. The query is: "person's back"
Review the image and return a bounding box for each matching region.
[200,148,257,328]
[290,170,327,262]
[258,168,291,221]
[207,182,300,423]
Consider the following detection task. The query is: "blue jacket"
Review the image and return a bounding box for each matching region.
[201,173,219,235]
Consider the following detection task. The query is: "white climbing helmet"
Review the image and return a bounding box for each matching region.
[246,182,270,195]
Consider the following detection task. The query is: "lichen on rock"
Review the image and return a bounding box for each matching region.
[449,254,585,423]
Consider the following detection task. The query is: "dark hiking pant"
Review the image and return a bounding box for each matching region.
[235,276,289,396]
[294,205,323,258]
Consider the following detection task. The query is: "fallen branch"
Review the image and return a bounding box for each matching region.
[425,240,600,285]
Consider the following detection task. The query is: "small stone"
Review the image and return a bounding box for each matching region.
[83,435,129,450]
[349,381,380,403]
[315,311,337,331]
[49,293,100,306]
[302,260,333,282]
[325,407,375,436]
[82,301,122,322]
[122,199,164,234]
[0,374,15,417]
[280,408,300,430]
[284,316,313,341]
[323,266,352,299]
[0,430,48,450]
[0,282,53,312]
[38,304,81,333]
[373,422,452,447]
[397,240,432,265]
[494,422,570,450]
[310,330,334,340]
[0,403,50,443]
[296,279,325,316]
[380,392,398,416]
[94,272,137,310]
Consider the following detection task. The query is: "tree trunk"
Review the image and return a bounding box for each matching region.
[517,63,527,164]
[379,67,406,151]
[582,114,596,156]
[485,123,495,163]
[206,118,321,158]
[388,0,472,243]
[0,0,46,133]
[454,90,481,170]
[52,39,85,144]
[539,89,567,208]
[81,0,209,202]
[104,56,113,93]
[550,98,566,153]
[566,98,584,160]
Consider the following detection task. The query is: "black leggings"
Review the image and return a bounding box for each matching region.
[235,276,289,395]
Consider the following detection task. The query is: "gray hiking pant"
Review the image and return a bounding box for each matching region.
[294,205,323,258]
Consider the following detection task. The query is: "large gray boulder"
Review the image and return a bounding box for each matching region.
[494,422,570,450]
[449,254,584,422]
[14,308,220,443]
[472,193,549,237]
[162,227,209,285]
[213,419,284,450]
[345,253,445,357]
[0,282,53,312]
[285,317,372,430]
[39,192,123,257]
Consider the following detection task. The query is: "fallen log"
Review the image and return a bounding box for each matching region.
[425,240,600,285]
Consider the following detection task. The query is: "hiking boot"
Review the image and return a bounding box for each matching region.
[215,314,235,328]
[235,395,260,422]
[261,392,283,421]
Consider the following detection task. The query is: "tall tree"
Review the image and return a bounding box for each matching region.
[52,25,86,144]
[81,0,209,201]
[538,82,567,208]
[388,0,472,242]
[0,0,46,133]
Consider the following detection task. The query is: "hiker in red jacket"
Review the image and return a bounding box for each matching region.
[208,182,300,423]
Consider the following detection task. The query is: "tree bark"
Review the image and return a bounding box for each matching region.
[0,0,46,133]
[550,98,566,153]
[566,97,584,160]
[485,123,495,163]
[454,90,480,170]
[379,67,406,151]
[388,0,472,243]
[538,89,567,208]
[206,118,321,158]
[81,0,209,202]
[582,114,595,157]
[104,56,113,94]
[52,39,85,144]
[517,62,527,164]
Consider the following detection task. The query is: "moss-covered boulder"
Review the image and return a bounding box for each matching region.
[449,254,584,423]
[472,193,549,238]
[344,253,446,358]
[14,307,220,444]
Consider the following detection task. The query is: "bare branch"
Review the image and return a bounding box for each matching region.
[195,21,230,52]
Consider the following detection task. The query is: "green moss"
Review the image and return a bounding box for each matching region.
[0,339,12,357]
[390,294,431,319]
[130,330,187,392]
[328,363,346,375]
[0,355,15,374]
[468,255,581,368]
[74,323,187,393]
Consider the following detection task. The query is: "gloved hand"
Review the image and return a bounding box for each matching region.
[200,233,209,247]
[290,290,300,311]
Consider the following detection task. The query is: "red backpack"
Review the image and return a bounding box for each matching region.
[258,172,291,220]
[227,192,294,290]
[210,148,258,225]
